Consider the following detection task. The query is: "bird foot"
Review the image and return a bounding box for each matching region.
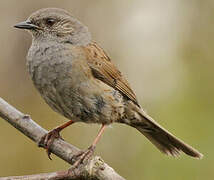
[70,145,96,170]
[38,128,63,160]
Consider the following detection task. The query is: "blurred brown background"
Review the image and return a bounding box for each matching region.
[0,0,213,179]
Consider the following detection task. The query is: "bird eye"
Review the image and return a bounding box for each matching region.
[45,18,56,26]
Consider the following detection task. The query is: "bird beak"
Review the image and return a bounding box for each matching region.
[14,20,39,30]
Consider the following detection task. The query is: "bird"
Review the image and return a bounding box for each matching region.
[14,8,203,164]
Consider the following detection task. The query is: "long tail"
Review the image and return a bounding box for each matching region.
[129,106,203,159]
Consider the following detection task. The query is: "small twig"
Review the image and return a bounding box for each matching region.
[0,97,125,180]
[0,170,84,180]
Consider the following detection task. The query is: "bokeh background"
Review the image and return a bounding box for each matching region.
[0,0,213,179]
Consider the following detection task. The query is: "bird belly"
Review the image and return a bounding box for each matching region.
[27,46,125,124]
[41,79,125,124]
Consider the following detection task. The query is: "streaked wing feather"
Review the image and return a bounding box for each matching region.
[83,42,139,106]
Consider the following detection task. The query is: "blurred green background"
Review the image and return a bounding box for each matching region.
[0,0,213,179]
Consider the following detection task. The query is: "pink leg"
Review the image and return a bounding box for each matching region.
[91,124,107,147]
[71,124,107,168]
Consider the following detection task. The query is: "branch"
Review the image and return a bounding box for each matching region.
[0,97,125,180]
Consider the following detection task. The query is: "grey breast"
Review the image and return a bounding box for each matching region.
[27,42,78,119]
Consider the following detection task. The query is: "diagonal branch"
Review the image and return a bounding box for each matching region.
[0,97,126,180]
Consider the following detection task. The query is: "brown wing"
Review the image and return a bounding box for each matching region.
[83,42,139,106]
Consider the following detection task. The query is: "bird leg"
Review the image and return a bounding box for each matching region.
[71,124,107,169]
[39,120,74,159]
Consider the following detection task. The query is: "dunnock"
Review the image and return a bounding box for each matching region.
[14,8,203,163]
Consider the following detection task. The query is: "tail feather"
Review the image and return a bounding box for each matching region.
[131,108,203,159]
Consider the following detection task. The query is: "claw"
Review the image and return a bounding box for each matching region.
[70,145,96,170]
[38,128,62,160]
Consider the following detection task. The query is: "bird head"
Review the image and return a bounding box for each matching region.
[14,8,91,45]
